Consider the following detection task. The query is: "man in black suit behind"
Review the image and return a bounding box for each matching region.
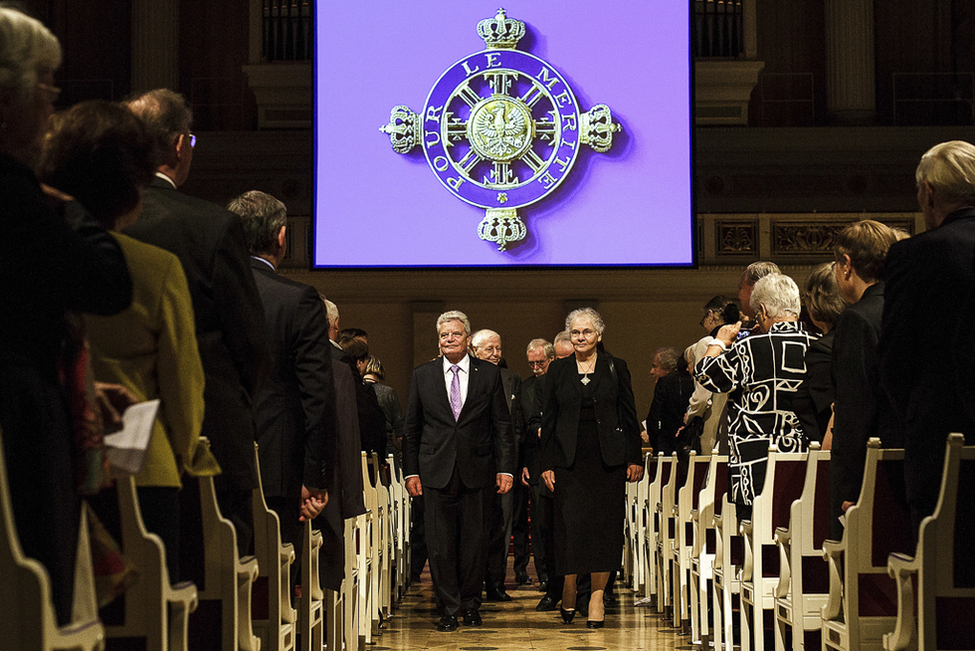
[879,140,975,538]
[124,89,269,560]
[403,311,515,632]
[228,190,330,547]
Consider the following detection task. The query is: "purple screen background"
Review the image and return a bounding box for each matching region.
[313,2,693,268]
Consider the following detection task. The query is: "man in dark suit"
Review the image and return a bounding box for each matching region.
[879,140,975,538]
[227,190,330,547]
[471,328,525,600]
[403,311,515,631]
[124,89,269,560]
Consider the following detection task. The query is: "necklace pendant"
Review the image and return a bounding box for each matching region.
[580,375,591,385]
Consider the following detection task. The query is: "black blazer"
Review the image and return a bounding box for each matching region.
[124,178,269,490]
[519,374,543,482]
[250,259,332,500]
[402,355,515,490]
[540,353,642,471]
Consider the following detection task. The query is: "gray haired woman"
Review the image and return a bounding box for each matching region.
[694,273,819,516]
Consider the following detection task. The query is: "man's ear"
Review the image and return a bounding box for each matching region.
[277,224,287,252]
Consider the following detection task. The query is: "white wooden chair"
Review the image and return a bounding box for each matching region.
[0,427,105,651]
[295,520,323,651]
[772,443,831,651]
[690,453,729,650]
[107,474,198,651]
[369,453,392,624]
[647,454,673,612]
[738,446,807,651]
[673,452,710,634]
[884,433,975,651]
[821,439,913,651]
[712,463,742,651]
[655,452,679,621]
[630,452,651,597]
[357,452,376,646]
[386,453,406,601]
[192,437,261,651]
[251,443,296,651]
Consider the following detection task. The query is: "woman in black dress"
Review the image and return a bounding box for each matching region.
[541,308,643,628]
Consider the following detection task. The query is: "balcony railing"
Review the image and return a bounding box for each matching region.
[693,0,744,59]
[263,0,312,61]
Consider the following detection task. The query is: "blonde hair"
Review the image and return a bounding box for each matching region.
[916,140,975,206]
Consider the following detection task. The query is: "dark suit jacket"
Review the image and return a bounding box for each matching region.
[124,178,269,490]
[402,355,515,490]
[500,366,524,464]
[519,374,543,483]
[879,206,975,510]
[540,353,642,471]
[645,372,694,456]
[249,259,332,502]
[831,283,892,518]
[793,330,835,443]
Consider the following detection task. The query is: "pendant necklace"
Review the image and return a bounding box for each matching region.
[579,356,596,385]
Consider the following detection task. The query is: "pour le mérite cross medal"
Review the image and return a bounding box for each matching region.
[380,8,621,251]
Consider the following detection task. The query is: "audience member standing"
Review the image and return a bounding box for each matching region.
[829,220,902,538]
[879,140,975,536]
[362,356,405,461]
[645,346,694,457]
[738,261,781,323]
[403,311,515,632]
[228,190,330,549]
[40,100,211,581]
[685,296,739,453]
[695,273,817,517]
[793,262,847,446]
[0,10,132,624]
[124,89,269,559]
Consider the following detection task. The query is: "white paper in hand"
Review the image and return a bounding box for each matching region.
[104,399,160,475]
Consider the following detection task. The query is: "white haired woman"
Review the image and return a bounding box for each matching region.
[541,308,643,628]
[0,7,131,625]
[694,273,819,517]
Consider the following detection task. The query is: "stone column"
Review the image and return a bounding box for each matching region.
[130,0,179,92]
[825,0,876,124]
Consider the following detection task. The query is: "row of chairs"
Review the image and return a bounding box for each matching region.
[623,433,974,651]
[0,428,414,651]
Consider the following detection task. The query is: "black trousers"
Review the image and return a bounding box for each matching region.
[424,467,492,616]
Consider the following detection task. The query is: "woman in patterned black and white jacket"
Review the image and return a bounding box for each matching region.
[694,272,819,519]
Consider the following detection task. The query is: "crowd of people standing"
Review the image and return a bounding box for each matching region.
[2,4,974,636]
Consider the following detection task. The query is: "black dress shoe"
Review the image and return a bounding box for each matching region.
[535,595,558,612]
[537,580,549,592]
[485,586,512,602]
[586,619,605,629]
[515,570,531,585]
[436,615,458,632]
[560,608,576,624]
[462,609,482,626]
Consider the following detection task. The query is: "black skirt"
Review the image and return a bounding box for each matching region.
[553,396,626,575]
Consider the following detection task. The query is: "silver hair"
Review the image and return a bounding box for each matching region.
[526,338,555,358]
[470,328,500,350]
[436,310,471,336]
[565,307,605,335]
[654,346,681,372]
[740,261,781,287]
[916,140,975,206]
[319,295,338,327]
[553,330,572,346]
[0,7,61,103]
[750,273,801,319]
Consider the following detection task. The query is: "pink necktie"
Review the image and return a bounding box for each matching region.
[449,365,462,420]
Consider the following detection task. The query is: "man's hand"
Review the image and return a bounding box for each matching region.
[542,470,555,492]
[406,476,423,497]
[299,486,327,521]
[496,473,513,494]
[520,467,530,486]
[626,463,644,482]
